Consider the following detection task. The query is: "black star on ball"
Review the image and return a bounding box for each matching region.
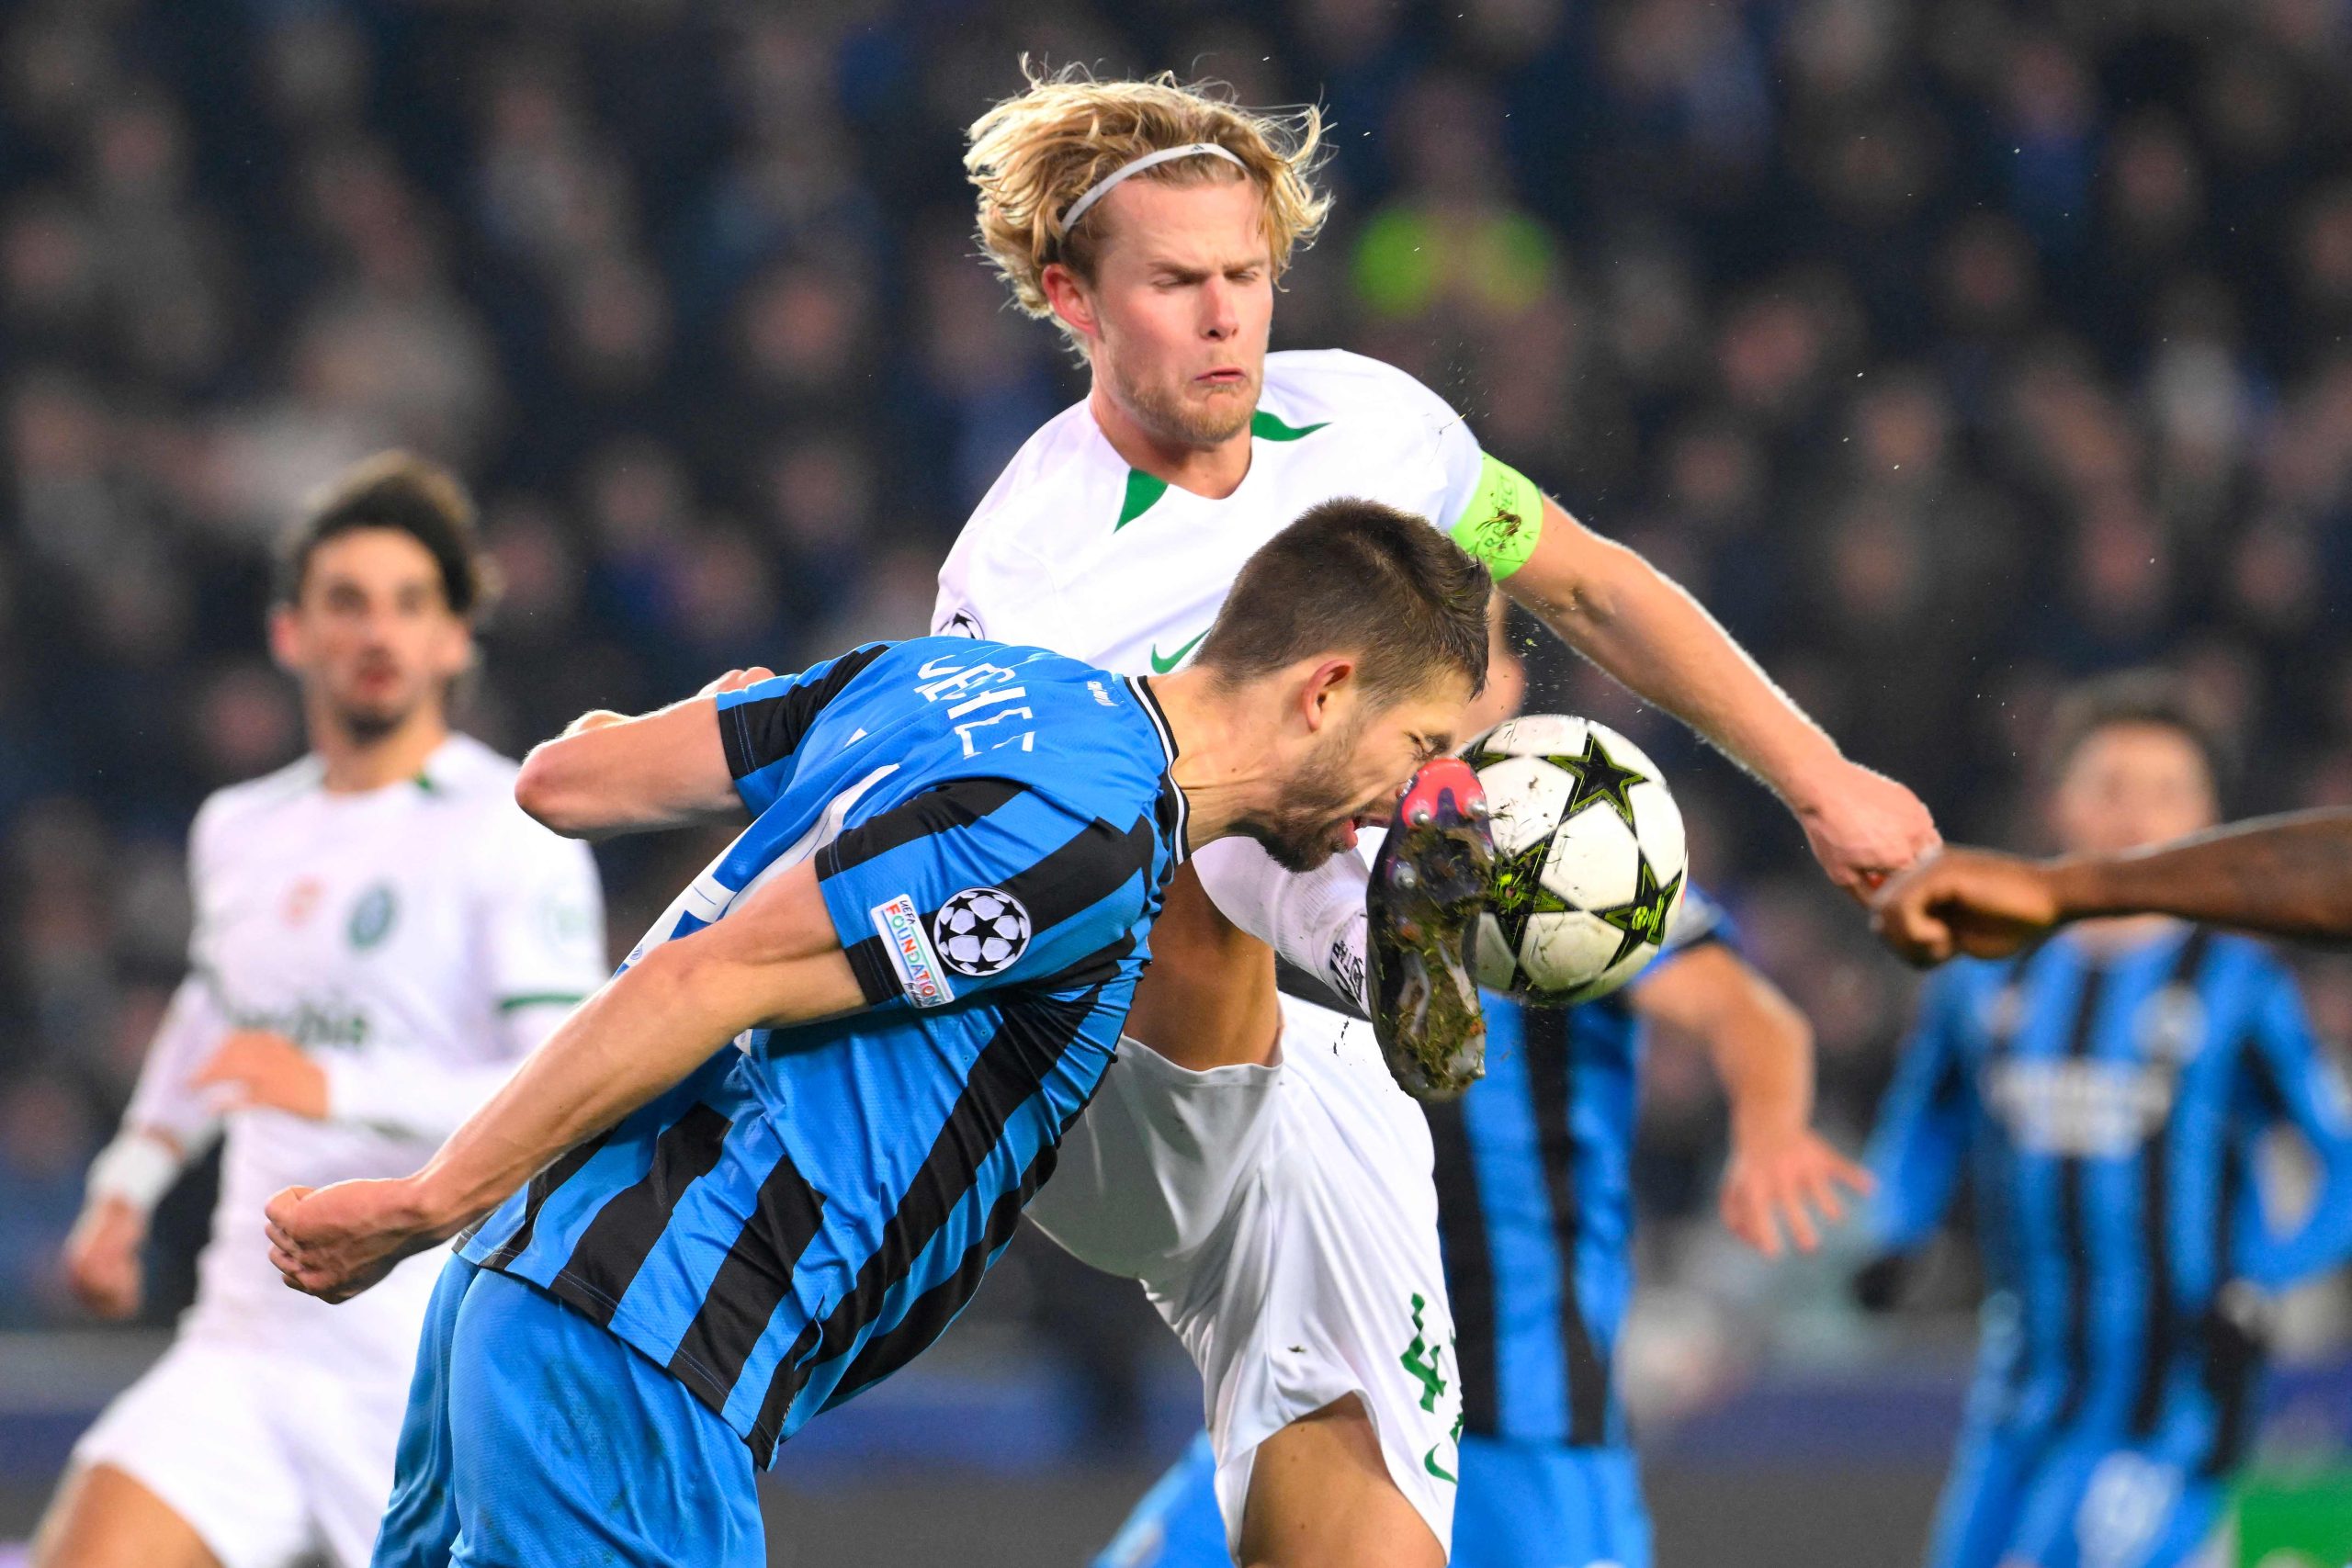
[1557,733,1648,829]
[1594,853,1683,970]
[1487,837,1568,953]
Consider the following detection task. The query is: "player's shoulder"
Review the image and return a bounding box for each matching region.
[424,736,594,863]
[961,399,1116,530]
[1261,349,1464,429]
[191,754,326,848]
[2199,928,2298,990]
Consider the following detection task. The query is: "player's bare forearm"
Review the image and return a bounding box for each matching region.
[269,864,865,1298]
[2052,809,2352,942]
[1634,944,1869,1255]
[514,668,771,839]
[410,868,861,1229]
[1636,946,1814,1143]
[1507,505,1837,797]
[1505,498,1938,893]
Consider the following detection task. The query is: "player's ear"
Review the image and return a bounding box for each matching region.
[266,603,303,673]
[1040,263,1099,344]
[1298,656,1355,733]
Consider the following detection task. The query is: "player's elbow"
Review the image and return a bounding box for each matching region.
[514,742,600,838]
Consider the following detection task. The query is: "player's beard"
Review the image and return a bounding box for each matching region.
[1108,352,1256,448]
[1246,719,1374,874]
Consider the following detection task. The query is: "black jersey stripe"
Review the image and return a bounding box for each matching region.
[548,1102,734,1325]
[1524,1005,1611,1447]
[1426,1098,1498,1435]
[2199,1119,2261,1477]
[827,1142,1062,1406]
[746,985,1108,1461]
[720,642,892,781]
[475,1129,615,1268]
[666,1149,829,1406]
[2052,961,2109,1431]
[817,778,1028,875]
[2129,930,2215,1437]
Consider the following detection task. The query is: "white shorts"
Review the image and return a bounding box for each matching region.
[1030,994,1462,1558]
[71,1333,411,1568]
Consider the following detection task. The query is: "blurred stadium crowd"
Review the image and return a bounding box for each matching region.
[4,0,2350,1431]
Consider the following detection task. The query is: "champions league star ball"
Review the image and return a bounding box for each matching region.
[934,887,1031,977]
[1465,715,1688,1007]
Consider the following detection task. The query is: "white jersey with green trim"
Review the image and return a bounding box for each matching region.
[933,349,1487,671]
[128,733,605,1368]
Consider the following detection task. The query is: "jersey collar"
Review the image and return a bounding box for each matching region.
[1124,674,1190,864]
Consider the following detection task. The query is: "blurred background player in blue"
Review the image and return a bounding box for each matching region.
[1860,671,2352,1568]
[1092,614,1870,1568]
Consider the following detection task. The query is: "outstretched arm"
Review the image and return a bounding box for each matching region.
[513,667,773,839]
[1631,942,1871,1256]
[1504,497,1938,897]
[1871,808,2352,965]
[266,859,858,1300]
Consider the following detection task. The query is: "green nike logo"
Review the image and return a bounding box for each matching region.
[1149,630,1207,673]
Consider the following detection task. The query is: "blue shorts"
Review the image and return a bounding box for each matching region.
[370,1255,764,1568]
[1091,1429,1650,1568]
[1928,1422,2226,1568]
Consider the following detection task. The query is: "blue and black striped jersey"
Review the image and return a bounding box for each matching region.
[1427,886,1732,1449]
[1867,928,2352,1469]
[457,637,1189,1464]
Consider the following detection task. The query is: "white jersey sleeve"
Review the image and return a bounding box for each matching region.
[119,797,237,1155]
[320,798,605,1140]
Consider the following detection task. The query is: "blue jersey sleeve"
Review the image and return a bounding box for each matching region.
[2232,958,2352,1289]
[714,644,892,815]
[1863,966,1978,1253]
[813,779,1158,1012]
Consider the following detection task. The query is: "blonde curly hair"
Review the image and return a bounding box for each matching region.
[967,63,1332,338]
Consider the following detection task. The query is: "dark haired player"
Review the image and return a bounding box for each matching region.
[1860,674,2352,1568]
[36,454,605,1568]
[264,501,1494,1568]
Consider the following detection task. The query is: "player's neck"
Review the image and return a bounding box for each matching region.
[1146,670,1283,851]
[2066,911,2184,958]
[311,704,451,794]
[1088,382,1252,501]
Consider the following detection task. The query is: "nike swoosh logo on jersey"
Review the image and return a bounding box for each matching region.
[1149,630,1207,673]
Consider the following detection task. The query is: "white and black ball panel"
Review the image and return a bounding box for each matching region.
[1474,754,1577,860]
[1538,799,1641,910]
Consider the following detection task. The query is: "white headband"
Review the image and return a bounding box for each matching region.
[1060,142,1248,232]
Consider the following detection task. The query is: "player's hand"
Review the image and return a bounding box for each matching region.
[266,1179,444,1303]
[190,1031,329,1119]
[1792,760,1940,902]
[696,667,775,698]
[62,1196,147,1319]
[1871,848,2063,965]
[1720,1125,1874,1258]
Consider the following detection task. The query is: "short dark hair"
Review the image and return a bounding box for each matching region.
[2045,670,2235,802]
[1193,499,1490,704]
[275,451,492,618]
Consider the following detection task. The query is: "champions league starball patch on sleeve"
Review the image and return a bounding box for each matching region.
[933,887,1032,977]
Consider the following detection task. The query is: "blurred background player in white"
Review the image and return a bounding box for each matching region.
[944,70,1939,1568]
[32,454,606,1568]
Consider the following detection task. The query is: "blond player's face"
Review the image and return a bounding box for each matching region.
[1080,177,1273,448]
[271,528,470,740]
[2050,723,2219,860]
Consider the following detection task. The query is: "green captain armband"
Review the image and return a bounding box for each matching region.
[1446,454,1544,581]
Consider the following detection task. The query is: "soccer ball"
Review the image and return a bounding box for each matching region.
[935,887,1031,976]
[1464,715,1688,1007]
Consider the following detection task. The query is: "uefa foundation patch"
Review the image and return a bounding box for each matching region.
[871,893,956,1008]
